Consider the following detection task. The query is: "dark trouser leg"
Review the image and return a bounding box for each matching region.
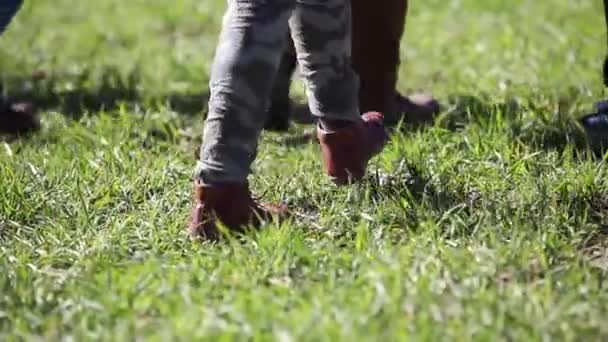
[265,35,297,131]
[351,0,407,120]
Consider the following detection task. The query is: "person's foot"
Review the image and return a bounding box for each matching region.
[317,111,389,185]
[580,100,608,150]
[0,100,39,135]
[391,92,441,127]
[188,181,288,241]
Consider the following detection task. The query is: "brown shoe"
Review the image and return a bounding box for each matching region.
[396,92,441,127]
[317,112,389,185]
[0,101,39,135]
[188,181,288,241]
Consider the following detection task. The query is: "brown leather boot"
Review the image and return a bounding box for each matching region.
[317,112,389,185]
[188,181,288,241]
[397,93,441,127]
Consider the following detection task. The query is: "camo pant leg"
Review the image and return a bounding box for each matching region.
[0,0,22,34]
[290,0,359,122]
[196,0,359,184]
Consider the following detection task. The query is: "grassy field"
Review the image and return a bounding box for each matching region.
[1,0,607,340]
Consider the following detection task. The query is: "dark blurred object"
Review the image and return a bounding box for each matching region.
[396,93,441,127]
[580,101,608,151]
[0,100,40,136]
[0,0,22,34]
[604,0,608,87]
[264,38,296,132]
[579,0,608,153]
[0,1,39,136]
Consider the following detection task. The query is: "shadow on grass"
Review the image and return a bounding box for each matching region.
[564,189,608,235]
[274,90,605,154]
[3,68,606,156]
[439,91,607,157]
[2,67,209,119]
[560,189,608,271]
[271,130,316,148]
[364,160,480,237]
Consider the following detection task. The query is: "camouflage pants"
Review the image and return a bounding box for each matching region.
[196,0,360,184]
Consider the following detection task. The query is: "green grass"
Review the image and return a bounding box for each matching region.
[1,0,608,340]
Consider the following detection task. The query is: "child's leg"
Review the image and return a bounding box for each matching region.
[190,0,295,240]
[197,0,294,185]
[290,0,389,184]
[190,0,387,240]
[289,0,360,126]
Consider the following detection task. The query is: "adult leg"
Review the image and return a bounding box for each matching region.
[351,0,406,117]
[352,0,439,125]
